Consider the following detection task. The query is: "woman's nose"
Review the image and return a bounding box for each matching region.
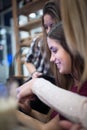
[47,27,51,34]
[50,54,55,62]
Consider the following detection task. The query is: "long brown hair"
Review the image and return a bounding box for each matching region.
[48,23,84,90]
[42,0,61,27]
[40,0,62,87]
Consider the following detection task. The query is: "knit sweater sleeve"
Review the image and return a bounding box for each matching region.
[32,78,87,128]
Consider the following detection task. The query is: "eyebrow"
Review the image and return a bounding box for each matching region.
[44,22,55,26]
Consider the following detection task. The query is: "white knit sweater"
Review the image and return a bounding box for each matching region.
[32,78,87,128]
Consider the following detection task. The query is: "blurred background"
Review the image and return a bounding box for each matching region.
[0,0,46,84]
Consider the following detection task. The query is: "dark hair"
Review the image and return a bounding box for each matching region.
[42,0,61,27]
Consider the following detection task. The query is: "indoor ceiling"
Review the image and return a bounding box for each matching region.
[0,0,11,12]
[0,0,21,12]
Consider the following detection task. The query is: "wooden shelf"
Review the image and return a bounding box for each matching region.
[18,0,47,16]
[20,32,43,47]
[19,18,42,31]
[20,38,32,47]
[12,75,28,81]
[12,0,48,75]
[20,37,32,47]
[12,75,27,79]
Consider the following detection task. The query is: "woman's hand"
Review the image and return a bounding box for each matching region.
[58,120,81,130]
[70,124,82,130]
[18,97,32,115]
[16,79,36,101]
[32,71,42,78]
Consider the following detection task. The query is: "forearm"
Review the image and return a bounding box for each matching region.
[25,62,36,74]
[32,78,87,128]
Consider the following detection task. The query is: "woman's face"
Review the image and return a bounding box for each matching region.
[47,37,72,74]
[43,14,56,34]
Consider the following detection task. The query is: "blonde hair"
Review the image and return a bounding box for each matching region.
[61,0,87,83]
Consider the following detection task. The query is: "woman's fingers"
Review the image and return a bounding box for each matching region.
[70,124,81,130]
[59,120,73,130]
[17,80,33,100]
[59,120,82,130]
[32,72,42,78]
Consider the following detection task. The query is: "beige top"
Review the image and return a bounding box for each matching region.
[32,78,87,128]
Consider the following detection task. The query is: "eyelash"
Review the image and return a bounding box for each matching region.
[50,24,55,28]
[51,48,57,53]
[44,24,55,30]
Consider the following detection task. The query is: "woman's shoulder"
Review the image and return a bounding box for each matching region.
[79,81,87,96]
[70,81,87,96]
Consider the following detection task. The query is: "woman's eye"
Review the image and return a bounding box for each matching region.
[52,48,57,53]
[44,26,48,30]
[50,24,54,28]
